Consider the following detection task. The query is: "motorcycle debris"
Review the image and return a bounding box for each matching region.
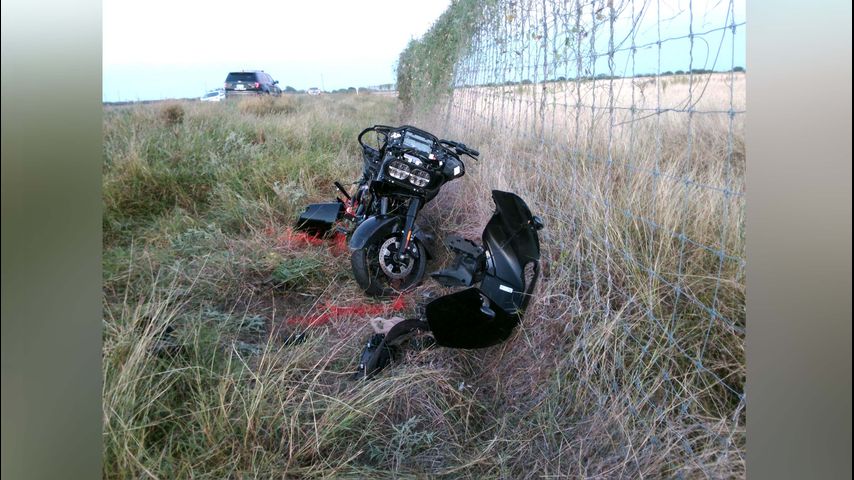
[370,316,406,335]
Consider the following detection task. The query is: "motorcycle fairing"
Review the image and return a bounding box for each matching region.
[295,201,344,236]
[480,190,541,313]
[426,190,541,349]
[425,287,520,349]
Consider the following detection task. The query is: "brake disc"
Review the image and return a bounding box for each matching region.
[378,237,415,279]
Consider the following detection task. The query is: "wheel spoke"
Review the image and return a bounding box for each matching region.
[357,237,424,294]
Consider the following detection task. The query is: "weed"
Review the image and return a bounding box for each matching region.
[238,95,299,116]
[160,103,185,126]
[271,257,325,289]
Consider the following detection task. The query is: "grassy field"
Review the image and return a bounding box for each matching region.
[416,72,746,477]
[103,80,744,478]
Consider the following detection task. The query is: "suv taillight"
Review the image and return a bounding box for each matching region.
[254,82,260,89]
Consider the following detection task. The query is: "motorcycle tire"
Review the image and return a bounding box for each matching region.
[351,235,427,297]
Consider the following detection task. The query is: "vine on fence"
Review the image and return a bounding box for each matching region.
[396,0,497,117]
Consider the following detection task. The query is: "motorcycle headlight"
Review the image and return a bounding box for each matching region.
[408,169,431,188]
[388,160,410,180]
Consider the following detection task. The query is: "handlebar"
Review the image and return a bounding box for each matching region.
[357,125,394,149]
[439,139,480,160]
[359,125,480,161]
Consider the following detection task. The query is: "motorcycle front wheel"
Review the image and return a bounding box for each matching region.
[351,235,427,297]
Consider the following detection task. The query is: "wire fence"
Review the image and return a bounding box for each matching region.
[423,0,746,475]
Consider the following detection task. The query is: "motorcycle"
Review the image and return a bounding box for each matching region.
[296,124,479,296]
[294,126,544,378]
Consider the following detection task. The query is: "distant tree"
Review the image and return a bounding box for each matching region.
[732,66,745,72]
[557,76,567,82]
[284,86,297,93]
[675,70,685,75]
[347,87,357,93]
[521,79,533,84]
[662,71,674,76]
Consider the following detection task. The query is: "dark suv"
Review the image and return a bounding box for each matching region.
[224,71,282,97]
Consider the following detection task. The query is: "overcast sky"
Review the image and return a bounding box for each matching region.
[102,0,743,102]
[103,0,452,101]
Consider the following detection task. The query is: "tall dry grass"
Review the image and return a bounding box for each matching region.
[103,76,745,478]
[410,72,746,477]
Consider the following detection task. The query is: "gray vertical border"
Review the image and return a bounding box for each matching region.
[1,0,103,478]
[747,0,852,479]
[0,0,852,478]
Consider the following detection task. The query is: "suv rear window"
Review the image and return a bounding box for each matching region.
[226,72,257,82]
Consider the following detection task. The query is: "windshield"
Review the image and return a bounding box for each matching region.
[402,131,433,155]
[226,72,256,82]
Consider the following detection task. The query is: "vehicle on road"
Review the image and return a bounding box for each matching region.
[200,89,225,102]
[307,87,322,96]
[224,71,281,97]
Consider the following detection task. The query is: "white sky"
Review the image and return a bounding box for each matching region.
[103,0,452,101]
[102,0,744,102]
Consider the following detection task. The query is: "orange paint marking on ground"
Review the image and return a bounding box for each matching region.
[270,226,349,256]
[328,231,349,256]
[287,295,408,327]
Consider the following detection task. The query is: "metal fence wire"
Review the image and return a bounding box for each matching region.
[411,0,745,476]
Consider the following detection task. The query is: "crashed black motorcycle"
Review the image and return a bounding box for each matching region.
[296,124,478,296]
[294,126,544,378]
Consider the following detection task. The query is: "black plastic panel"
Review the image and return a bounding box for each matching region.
[294,202,343,236]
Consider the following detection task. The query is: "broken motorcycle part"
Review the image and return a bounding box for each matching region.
[355,190,544,376]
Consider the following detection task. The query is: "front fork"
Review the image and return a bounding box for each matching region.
[345,183,370,220]
[346,185,421,263]
[397,198,421,262]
